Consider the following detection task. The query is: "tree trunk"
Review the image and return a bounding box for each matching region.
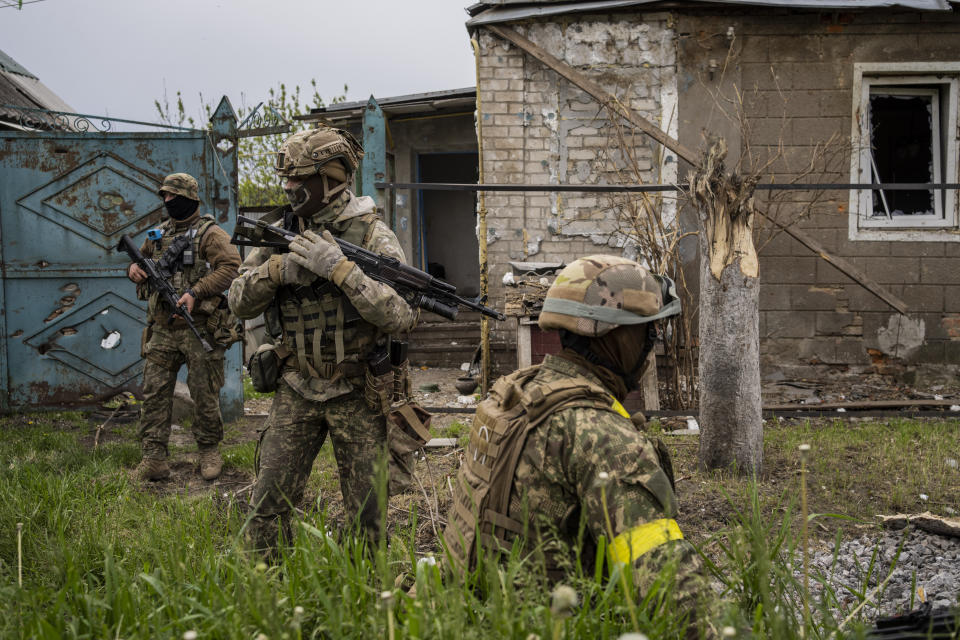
[692,137,763,475]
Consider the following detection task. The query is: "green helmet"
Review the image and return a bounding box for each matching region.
[157,173,199,201]
[538,255,680,337]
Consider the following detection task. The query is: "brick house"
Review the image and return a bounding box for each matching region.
[465,0,960,385]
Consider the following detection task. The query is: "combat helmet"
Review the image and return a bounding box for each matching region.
[275,126,364,215]
[157,173,199,201]
[538,255,680,337]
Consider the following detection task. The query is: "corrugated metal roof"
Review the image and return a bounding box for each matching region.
[298,87,477,123]
[0,48,36,79]
[467,0,953,25]
[0,48,75,128]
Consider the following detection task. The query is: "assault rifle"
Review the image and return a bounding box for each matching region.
[231,215,505,322]
[117,234,213,352]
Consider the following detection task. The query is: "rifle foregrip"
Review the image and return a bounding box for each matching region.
[420,297,459,320]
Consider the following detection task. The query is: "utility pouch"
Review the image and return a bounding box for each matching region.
[364,366,394,415]
[207,296,243,346]
[248,343,289,393]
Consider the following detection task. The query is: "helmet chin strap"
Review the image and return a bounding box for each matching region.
[285,173,348,218]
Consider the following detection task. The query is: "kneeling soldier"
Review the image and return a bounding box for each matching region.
[444,255,709,627]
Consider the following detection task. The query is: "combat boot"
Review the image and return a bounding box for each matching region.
[136,457,170,481]
[199,446,223,481]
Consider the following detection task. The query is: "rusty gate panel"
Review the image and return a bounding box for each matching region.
[0,98,241,419]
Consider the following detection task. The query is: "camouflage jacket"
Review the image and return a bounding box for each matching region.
[228,192,418,401]
[503,355,681,567]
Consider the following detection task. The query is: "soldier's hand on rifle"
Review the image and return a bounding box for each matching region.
[173,290,196,318]
[289,229,347,281]
[128,263,147,283]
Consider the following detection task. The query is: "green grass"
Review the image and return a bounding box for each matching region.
[243,374,274,400]
[2,414,956,638]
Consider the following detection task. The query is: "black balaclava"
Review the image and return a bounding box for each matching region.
[559,323,658,400]
[165,195,199,221]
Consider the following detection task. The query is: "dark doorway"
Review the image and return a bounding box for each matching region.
[417,152,480,297]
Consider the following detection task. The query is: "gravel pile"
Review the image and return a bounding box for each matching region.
[800,528,960,616]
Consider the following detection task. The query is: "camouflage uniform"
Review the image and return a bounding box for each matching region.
[229,190,418,549]
[444,255,706,619]
[135,174,241,465]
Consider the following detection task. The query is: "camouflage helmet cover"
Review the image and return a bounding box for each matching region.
[275,126,364,180]
[158,173,199,201]
[538,254,681,337]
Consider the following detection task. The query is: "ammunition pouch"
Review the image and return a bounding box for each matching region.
[204,296,243,347]
[247,343,290,393]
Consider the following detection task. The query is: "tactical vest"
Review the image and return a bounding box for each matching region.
[146,215,216,322]
[444,365,624,575]
[275,211,381,380]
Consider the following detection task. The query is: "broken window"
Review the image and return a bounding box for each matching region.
[868,87,940,218]
[849,66,958,239]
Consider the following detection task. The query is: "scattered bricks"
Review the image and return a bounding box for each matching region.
[797,337,837,364]
[793,285,843,311]
[815,311,859,336]
[920,257,960,285]
[763,256,817,283]
[766,310,816,338]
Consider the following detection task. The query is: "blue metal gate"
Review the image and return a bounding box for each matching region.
[0,98,242,420]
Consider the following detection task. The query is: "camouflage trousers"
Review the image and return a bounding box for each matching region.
[248,378,387,552]
[138,323,225,459]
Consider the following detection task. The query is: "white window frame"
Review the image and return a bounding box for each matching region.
[849,63,960,242]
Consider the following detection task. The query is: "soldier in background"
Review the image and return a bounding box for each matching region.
[228,127,418,552]
[127,173,241,482]
[443,255,710,630]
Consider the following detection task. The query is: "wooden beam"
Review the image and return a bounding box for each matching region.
[769,222,910,315]
[484,25,910,316]
[486,25,699,165]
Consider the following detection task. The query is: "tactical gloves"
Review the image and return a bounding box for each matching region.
[266,252,315,287]
[289,229,347,281]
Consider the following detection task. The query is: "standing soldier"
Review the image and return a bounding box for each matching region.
[228,127,418,552]
[127,173,241,482]
[443,255,709,625]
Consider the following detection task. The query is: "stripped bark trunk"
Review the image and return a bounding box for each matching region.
[692,137,763,475]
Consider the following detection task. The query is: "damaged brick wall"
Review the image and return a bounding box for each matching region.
[476,15,678,346]
[683,8,960,382]
[479,8,960,382]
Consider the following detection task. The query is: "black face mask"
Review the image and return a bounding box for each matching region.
[164,195,199,221]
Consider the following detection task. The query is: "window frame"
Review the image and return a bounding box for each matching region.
[849,62,960,242]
